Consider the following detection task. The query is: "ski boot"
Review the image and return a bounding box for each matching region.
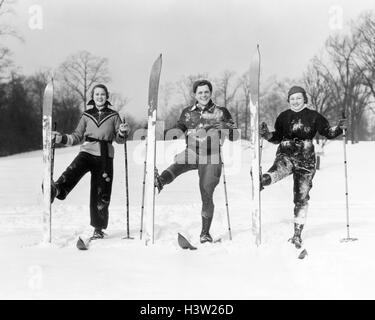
[51,181,60,203]
[154,168,163,193]
[200,217,213,243]
[42,180,60,203]
[200,233,213,243]
[288,223,303,249]
[91,228,107,240]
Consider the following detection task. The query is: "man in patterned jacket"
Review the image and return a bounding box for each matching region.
[155,80,238,243]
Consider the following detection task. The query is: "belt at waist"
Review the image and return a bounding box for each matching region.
[85,137,112,144]
[282,138,312,143]
[85,137,112,157]
[84,137,113,179]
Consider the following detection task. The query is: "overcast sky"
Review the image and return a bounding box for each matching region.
[3,0,375,119]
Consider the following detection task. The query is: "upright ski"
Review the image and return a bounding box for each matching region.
[249,45,262,246]
[42,81,54,243]
[144,54,162,245]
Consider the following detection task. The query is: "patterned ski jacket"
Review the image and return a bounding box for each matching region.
[171,100,237,155]
[60,104,125,158]
[266,107,343,163]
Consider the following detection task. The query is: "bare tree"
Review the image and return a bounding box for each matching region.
[355,12,375,99]
[109,92,130,114]
[0,0,23,79]
[58,51,110,110]
[161,103,185,133]
[316,33,366,142]
[302,58,337,168]
[237,71,251,139]
[303,56,336,118]
[159,81,175,110]
[24,69,52,115]
[259,77,292,125]
[158,81,176,123]
[0,0,21,39]
[214,70,239,109]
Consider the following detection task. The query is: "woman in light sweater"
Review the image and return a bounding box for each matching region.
[51,84,129,239]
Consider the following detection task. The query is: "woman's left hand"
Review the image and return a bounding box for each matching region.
[337,118,348,130]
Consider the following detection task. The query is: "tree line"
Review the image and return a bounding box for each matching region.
[1,3,375,156]
[0,51,140,156]
[159,11,375,143]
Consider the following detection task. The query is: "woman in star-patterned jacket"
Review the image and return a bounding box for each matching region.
[259,86,346,248]
[51,84,130,239]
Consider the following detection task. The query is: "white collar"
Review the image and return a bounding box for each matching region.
[290,104,307,113]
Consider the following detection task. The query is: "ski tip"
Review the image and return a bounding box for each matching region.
[44,81,54,93]
[298,249,308,259]
[178,233,197,250]
[76,237,88,250]
[153,54,162,65]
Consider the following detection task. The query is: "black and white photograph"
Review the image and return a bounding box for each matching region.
[1,0,375,302]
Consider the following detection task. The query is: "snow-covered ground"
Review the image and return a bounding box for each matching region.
[1,139,374,299]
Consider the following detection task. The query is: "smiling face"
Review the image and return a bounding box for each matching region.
[93,87,107,107]
[289,92,305,109]
[194,85,212,106]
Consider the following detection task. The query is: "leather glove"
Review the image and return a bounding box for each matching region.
[337,118,348,130]
[259,122,271,139]
[52,131,63,144]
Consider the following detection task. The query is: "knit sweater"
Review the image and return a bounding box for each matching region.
[61,106,125,158]
[267,108,343,162]
[268,108,343,143]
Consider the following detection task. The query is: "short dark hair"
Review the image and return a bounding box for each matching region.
[91,84,110,99]
[193,80,213,93]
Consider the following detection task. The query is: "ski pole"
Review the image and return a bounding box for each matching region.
[259,136,263,221]
[340,112,357,242]
[140,140,147,240]
[257,44,262,245]
[51,122,57,179]
[49,121,57,242]
[259,137,263,192]
[122,125,134,240]
[220,144,232,240]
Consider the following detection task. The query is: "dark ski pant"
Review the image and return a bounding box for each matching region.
[264,153,316,225]
[55,151,113,229]
[159,149,222,219]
